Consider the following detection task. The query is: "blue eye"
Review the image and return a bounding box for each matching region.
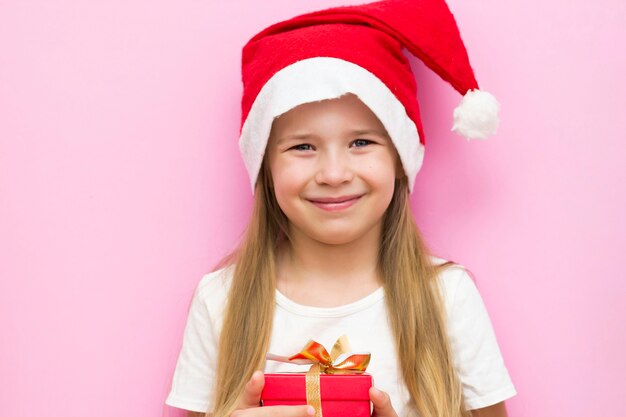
[290,144,313,151]
[352,139,373,147]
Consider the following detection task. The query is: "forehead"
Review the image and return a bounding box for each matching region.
[269,93,390,141]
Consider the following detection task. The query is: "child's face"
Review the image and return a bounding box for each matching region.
[266,93,402,246]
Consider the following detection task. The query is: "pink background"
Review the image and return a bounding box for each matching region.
[1,0,624,416]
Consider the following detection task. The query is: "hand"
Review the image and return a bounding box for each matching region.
[369,387,398,417]
[231,371,316,417]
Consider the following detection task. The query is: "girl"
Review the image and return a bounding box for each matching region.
[165,1,516,417]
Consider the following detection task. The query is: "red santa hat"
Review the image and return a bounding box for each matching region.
[239,0,500,194]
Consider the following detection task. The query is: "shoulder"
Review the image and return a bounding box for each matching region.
[428,255,477,315]
[428,255,498,343]
[192,264,236,318]
[428,256,518,407]
[429,254,472,290]
[196,263,235,295]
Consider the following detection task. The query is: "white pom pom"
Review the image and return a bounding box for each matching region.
[451,89,500,140]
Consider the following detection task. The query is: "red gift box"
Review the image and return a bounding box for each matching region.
[261,373,372,417]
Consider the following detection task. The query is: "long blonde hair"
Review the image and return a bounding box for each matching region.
[210,156,471,417]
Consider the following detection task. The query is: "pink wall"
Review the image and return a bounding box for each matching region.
[1,1,624,416]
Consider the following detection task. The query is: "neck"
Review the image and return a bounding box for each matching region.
[277,223,382,289]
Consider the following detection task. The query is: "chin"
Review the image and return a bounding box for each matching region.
[308,228,368,246]
[314,235,355,246]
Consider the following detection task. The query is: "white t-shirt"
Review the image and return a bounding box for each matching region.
[165,257,517,415]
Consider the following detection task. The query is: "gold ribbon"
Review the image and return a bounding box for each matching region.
[285,335,371,417]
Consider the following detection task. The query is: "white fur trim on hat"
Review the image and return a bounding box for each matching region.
[238,57,424,194]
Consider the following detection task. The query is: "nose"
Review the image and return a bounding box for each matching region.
[314,149,354,186]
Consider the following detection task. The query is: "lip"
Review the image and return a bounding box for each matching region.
[307,194,363,212]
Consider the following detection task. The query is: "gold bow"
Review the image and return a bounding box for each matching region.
[269,335,370,417]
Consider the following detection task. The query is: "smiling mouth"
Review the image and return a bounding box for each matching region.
[307,194,363,204]
[307,195,363,211]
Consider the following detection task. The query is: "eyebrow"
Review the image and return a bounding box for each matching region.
[277,128,389,145]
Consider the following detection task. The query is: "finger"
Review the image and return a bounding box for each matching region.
[232,405,316,417]
[369,387,398,417]
[238,371,265,409]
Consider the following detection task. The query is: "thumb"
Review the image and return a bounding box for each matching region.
[238,370,265,409]
[369,387,398,417]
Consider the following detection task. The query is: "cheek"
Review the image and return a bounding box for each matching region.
[269,164,307,208]
[365,156,397,207]
[270,155,312,187]
[272,177,296,203]
[365,155,397,184]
